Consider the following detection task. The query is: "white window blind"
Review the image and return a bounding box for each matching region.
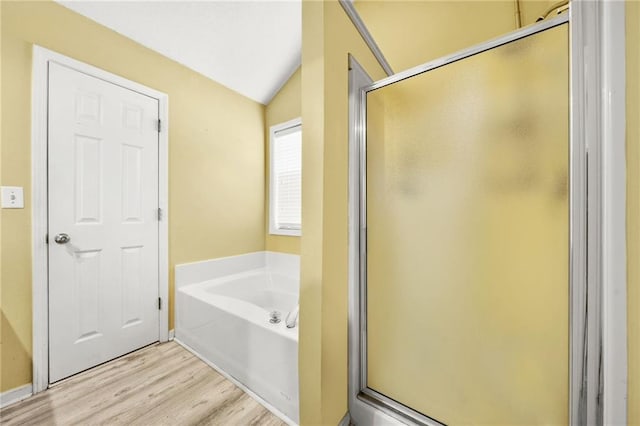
[271,121,302,235]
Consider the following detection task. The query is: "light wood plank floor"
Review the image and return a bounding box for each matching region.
[0,342,287,426]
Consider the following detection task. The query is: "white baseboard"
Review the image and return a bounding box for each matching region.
[173,338,298,426]
[0,384,33,409]
[168,329,175,341]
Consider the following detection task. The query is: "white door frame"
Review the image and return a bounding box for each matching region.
[31,46,170,394]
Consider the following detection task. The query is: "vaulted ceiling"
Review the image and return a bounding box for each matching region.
[56,0,302,105]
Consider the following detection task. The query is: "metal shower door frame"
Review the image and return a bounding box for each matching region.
[348,1,624,423]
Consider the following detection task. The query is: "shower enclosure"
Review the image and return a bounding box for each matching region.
[347,5,620,424]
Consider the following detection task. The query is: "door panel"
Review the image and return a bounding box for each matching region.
[365,24,569,424]
[48,62,159,382]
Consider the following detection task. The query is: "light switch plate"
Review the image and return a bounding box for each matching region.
[1,186,24,208]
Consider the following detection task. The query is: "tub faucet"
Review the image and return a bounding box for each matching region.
[285,304,299,329]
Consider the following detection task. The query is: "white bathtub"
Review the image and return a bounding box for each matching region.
[175,252,299,424]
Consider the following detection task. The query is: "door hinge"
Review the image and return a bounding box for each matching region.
[157,119,162,133]
[157,207,162,221]
[158,297,162,310]
[45,233,49,244]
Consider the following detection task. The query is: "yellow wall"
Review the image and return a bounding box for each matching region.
[355,0,562,73]
[265,68,301,255]
[0,0,265,392]
[299,1,386,423]
[518,0,567,28]
[627,1,639,424]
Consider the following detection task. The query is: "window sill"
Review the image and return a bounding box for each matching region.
[269,228,301,237]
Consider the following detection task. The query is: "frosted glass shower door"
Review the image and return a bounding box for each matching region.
[364,24,569,425]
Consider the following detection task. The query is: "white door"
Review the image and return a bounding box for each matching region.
[48,62,160,383]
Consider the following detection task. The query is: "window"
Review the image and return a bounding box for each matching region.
[269,118,302,236]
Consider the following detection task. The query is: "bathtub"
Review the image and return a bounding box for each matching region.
[175,252,299,424]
